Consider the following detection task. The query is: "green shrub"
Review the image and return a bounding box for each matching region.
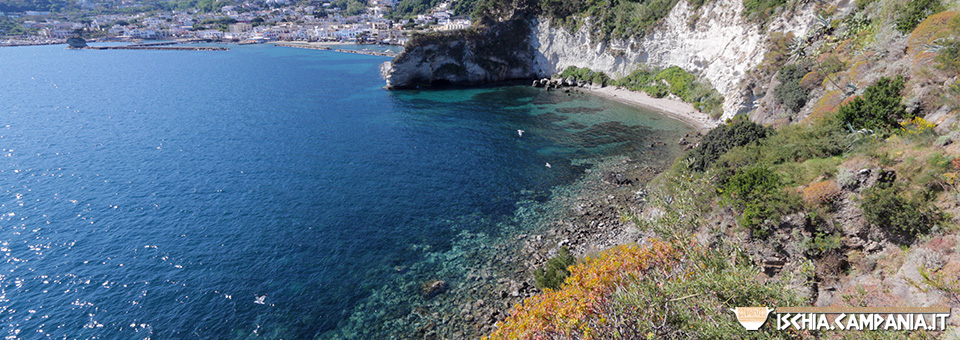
[559,65,584,79]
[590,71,612,86]
[860,183,943,242]
[893,0,943,34]
[658,66,696,98]
[722,164,797,236]
[836,76,911,133]
[644,83,670,97]
[760,115,847,164]
[855,0,877,10]
[774,63,810,113]
[563,65,723,114]
[559,66,611,86]
[689,118,772,172]
[617,68,655,89]
[534,247,577,290]
[711,115,847,185]
[742,0,787,25]
[802,231,843,256]
[936,39,960,75]
[618,66,724,116]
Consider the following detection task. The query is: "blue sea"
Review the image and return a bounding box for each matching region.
[0,43,691,339]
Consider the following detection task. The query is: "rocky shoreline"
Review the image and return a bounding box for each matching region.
[322,128,701,339]
[322,85,703,339]
[456,142,703,338]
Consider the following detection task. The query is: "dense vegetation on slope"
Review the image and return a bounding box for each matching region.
[894,0,944,33]
[774,63,810,113]
[386,0,444,19]
[0,16,38,35]
[488,240,803,339]
[538,0,679,40]
[496,71,957,336]
[0,0,69,12]
[836,76,911,134]
[497,6,960,333]
[391,0,681,40]
[688,117,771,171]
[461,0,684,39]
[155,0,234,13]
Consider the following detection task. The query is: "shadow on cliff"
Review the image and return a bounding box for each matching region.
[383,17,555,89]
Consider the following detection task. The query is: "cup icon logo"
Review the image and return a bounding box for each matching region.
[730,307,774,330]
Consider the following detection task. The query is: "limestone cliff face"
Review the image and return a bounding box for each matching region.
[530,0,825,119]
[382,19,538,89]
[383,0,828,119]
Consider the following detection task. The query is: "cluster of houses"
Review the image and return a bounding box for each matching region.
[1,0,473,45]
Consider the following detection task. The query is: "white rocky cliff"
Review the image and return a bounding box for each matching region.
[383,0,829,119]
[531,0,826,119]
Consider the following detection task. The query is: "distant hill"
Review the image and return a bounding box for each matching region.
[0,0,71,12]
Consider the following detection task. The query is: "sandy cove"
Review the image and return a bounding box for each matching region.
[581,85,721,133]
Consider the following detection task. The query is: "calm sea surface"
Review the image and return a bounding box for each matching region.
[0,43,690,338]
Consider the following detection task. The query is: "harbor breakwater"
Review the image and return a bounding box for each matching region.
[81,45,228,51]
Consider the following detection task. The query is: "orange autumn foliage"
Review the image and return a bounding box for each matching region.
[907,11,959,58]
[485,241,681,340]
[802,180,841,205]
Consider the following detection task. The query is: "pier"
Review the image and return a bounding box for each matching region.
[333,49,396,57]
[273,42,397,57]
[274,42,332,50]
[82,45,228,51]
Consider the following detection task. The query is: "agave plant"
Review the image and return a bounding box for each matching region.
[923,38,947,53]
[789,35,807,60]
[847,126,877,147]
[812,14,831,36]
[845,82,858,96]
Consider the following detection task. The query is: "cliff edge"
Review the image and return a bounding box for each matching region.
[381,19,539,89]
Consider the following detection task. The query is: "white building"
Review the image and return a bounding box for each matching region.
[442,18,470,31]
[199,30,224,39]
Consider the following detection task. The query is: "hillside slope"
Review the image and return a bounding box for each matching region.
[383,0,960,337]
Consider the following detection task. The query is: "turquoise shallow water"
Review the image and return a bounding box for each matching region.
[0,43,690,338]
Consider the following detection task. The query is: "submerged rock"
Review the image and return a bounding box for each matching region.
[602,172,632,186]
[422,280,448,299]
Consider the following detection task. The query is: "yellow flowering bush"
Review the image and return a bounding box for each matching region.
[486,240,805,340]
[899,116,936,135]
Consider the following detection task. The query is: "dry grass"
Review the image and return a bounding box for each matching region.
[906,11,959,58]
[806,90,846,122]
[803,180,842,206]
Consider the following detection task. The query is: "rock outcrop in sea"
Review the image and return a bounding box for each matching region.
[67,37,88,49]
[381,19,539,89]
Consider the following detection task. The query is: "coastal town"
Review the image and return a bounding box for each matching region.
[0,0,472,46]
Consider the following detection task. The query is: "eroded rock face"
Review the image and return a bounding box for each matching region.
[382,19,538,89]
